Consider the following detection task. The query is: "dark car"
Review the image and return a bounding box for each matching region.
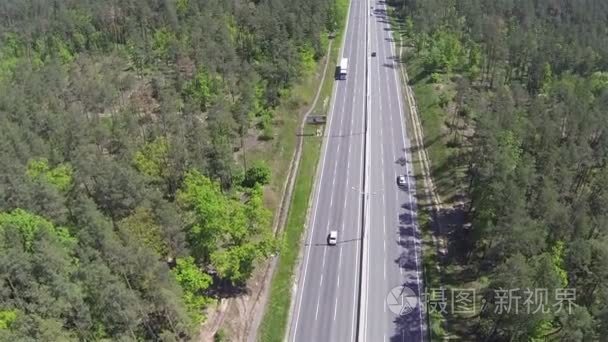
[371,52,377,57]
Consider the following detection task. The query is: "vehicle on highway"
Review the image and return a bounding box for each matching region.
[371,51,377,57]
[327,230,338,245]
[397,175,407,187]
[338,58,348,80]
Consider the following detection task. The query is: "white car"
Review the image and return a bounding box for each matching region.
[397,175,407,187]
[327,230,338,245]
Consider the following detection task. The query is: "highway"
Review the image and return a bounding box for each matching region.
[289,0,366,339]
[288,0,425,340]
[363,0,426,341]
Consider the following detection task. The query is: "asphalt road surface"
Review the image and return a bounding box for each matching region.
[363,0,426,341]
[289,0,366,340]
[288,0,425,340]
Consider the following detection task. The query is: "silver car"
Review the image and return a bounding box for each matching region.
[397,175,407,187]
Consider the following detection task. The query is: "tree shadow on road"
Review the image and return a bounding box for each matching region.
[389,310,425,342]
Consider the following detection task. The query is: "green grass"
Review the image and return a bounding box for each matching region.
[257,0,348,339]
[407,61,466,202]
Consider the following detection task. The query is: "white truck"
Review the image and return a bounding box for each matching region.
[339,58,348,80]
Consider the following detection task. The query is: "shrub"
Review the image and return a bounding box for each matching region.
[243,161,271,187]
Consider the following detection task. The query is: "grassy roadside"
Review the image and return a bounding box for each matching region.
[257,125,321,341]
[402,62,466,202]
[257,1,349,340]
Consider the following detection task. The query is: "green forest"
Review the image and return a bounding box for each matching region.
[392,0,608,340]
[0,0,341,340]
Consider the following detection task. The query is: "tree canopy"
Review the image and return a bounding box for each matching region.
[0,0,337,339]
